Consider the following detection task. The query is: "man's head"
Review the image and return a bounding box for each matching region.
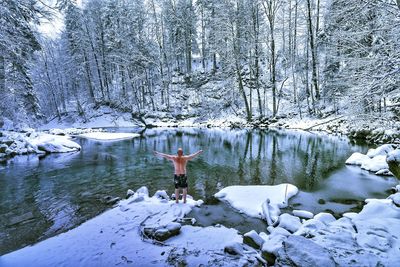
[177,148,183,156]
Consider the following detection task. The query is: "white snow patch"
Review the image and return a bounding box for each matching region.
[345,152,370,166]
[361,155,389,172]
[387,148,400,163]
[292,210,314,219]
[78,132,140,141]
[214,184,298,219]
[28,133,81,153]
[366,144,395,158]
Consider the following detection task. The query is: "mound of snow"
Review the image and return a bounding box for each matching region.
[367,144,395,158]
[387,149,400,163]
[361,155,388,172]
[214,184,298,219]
[28,134,81,153]
[345,152,370,166]
[79,132,140,141]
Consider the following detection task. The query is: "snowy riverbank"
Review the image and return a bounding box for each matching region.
[2,179,400,266]
[0,128,140,163]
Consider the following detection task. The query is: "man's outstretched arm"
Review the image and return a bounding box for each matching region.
[185,150,203,160]
[154,151,175,160]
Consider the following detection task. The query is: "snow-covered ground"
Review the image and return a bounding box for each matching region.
[0,187,259,267]
[1,176,400,266]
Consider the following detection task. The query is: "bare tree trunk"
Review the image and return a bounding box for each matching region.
[0,55,5,97]
[84,22,105,101]
[83,50,95,103]
[253,1,263,117]
[306,0,320,100]
[262,0,278,117]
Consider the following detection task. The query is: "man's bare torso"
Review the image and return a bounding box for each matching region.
[171,156,188,175]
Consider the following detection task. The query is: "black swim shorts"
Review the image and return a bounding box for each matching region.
[174,174,188,189]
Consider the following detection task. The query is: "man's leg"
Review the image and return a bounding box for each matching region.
[183,188,187,204]
[175,188,179,203]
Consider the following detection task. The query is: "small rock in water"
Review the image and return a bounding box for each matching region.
[104,196,120,205]
[243,230,265,249]
[318,199,326,204]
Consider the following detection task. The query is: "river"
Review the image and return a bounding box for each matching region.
[0,127,397,255]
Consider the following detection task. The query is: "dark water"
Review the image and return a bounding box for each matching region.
[0,128,397,255]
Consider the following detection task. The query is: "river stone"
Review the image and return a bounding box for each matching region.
[278,213,302,233]
[165,222,181,235]
[0,138,14,146]
[294,219,326,237]
[267,226,291,237]
[261,233,287,265]
[0,144,7,153]
[275,235,336,267]
[154,228,171,241]
[293,209,314,219]
[243,230,264,249]
[105,196,120,205]
[313,212,336,225]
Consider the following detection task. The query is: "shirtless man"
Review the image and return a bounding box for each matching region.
[154,148,203,203]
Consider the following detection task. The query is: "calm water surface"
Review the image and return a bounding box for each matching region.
[0,128,397,255]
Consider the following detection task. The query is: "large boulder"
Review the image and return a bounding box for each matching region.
[275,235,336,267]
[144,222,182,242]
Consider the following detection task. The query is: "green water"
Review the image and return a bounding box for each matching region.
[0,128,397,255]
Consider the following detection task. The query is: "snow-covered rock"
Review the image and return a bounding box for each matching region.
[294,219,326,237]
[28,133,81,153]
[267,226,291,237]
[214,184,298,219]
[366,144,395,158]
[243,230,264,249]
[389,193,400,206]
[313,212,336,225]
[277,213,302,233]
[387,148,400,163]
[361,155,389,172]
[345,152,370,165]
[275,236,336,267]
[292,209,314,219]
